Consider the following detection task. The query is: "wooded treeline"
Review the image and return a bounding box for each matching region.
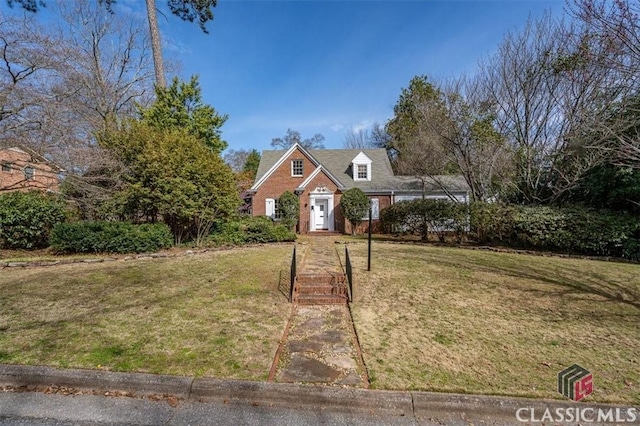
[354,0,640,215]
[1,0,638,254]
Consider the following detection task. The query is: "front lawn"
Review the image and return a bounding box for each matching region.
[2,240,638,404]
[0,246,292,380]
[344,241,640,404]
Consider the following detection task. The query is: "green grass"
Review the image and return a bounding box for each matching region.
[0,246,293,380]
[343,240,640,404]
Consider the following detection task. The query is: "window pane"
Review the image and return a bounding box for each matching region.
[274,199,282,219]
[371,198,379,219]
[361,198,380,220]
[292,160,303,176]
[357,164,368,179]
[1,162,12,173]
[24,166,34,180]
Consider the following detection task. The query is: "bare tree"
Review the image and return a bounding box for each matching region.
[477,12,635,203]
[223,148,251,173]
[438,77,513,202]
[343,127,370,149]
[567,0,640,169]
[7,0,218,87]
[1,3,156,217]
[343,123,391,150]
[271,128,325,150]
[478,15,566,203]
[0,13,63,147]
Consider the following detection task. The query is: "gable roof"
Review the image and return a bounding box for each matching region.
[252,144,470,193]
[393,175,470,192]
[251,144,319,190]
[351,151,372,164]
[253,145,397,192]
[296,165,344,190]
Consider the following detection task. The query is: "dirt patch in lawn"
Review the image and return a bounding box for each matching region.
[343,241,640,404]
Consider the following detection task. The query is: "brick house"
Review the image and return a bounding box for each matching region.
[248,144,470,234]
[0,147,62,193]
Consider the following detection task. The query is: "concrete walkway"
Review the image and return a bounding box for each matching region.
[271,237,367,387]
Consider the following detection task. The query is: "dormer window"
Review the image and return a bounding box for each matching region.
[291,159,304,177]
[356,164,368,180]
[352,151,372,181]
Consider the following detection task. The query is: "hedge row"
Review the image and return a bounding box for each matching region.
[380,200,640,260]
[470,203,640,260]
[50,221,173,254]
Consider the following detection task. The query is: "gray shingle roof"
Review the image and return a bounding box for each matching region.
[253,146,469,193]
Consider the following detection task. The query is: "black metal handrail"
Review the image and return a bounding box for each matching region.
[345,246,353,302]
[289,246,296,302]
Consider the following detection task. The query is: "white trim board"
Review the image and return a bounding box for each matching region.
[251,144,320,190]
[296,166,344,191]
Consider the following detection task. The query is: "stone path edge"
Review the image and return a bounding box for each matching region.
[333,242,370,388]
[1,364,636,423]
[267,304,297,382]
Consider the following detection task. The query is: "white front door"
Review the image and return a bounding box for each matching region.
[314,199,329,230]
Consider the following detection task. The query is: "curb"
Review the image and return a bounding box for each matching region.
[190,378,412,415]
[1,364,638,423]
[0,364,193,399]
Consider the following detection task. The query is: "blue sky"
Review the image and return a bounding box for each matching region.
[162,0,566,153]
[12,0,566,153]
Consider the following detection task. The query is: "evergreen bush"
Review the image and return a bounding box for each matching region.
[50,221,173,254]
[0,191,67,249]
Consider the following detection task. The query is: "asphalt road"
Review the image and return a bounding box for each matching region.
[2,365,638,425]
[0,391,429,426]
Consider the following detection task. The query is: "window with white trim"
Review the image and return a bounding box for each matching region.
[265,198,282,220]
[351,152,372,182]
[361,198,379,220]
[291,159,303,177]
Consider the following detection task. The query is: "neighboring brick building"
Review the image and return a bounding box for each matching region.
[248,144,470,234]
[0,147,62,193]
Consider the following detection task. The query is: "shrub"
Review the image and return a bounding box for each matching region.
[50,221,173,254]
[380,198,467,241]
[0,191,67,249]
[278,191,299,230]
[208,220,247,246]
[340,188,370,235]
[208,216,296,245]
[469,202,518,243]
